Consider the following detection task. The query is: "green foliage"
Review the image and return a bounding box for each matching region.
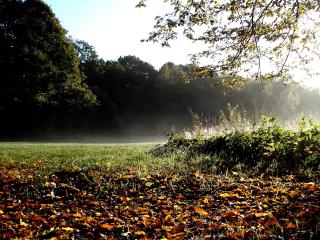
[154,118,320,174]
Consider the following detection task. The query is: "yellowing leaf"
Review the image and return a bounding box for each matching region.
[173,205,180,210]
[203,197,210,204]
[195,207,209,216]
[219,193,239,198]
[101,223,113,230]
[62,227,74,231]
[85,216,94,223]
[20,221,29,227]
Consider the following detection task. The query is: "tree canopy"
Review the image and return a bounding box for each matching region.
[137,0,320,85]
[0,0,96,109]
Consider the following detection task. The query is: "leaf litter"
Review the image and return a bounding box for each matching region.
[0,168,319,239]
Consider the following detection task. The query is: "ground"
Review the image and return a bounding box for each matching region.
[0,143,319,239]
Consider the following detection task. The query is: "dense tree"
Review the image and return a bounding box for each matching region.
[137,0,320,85]
[0,0,96,110]
[118,55,158,87]
[158,62,187,85]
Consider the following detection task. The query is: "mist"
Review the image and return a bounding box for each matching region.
[2,66,320,142]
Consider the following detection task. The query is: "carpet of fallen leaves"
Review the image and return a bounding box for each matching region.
[0,168,319,240]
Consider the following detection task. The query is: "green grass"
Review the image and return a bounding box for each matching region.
[0,142,187,177]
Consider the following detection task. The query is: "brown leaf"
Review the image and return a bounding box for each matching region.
[222,210,239,221]
[172,223,187,233]
[227,232,241,239]
[33,216,46,222]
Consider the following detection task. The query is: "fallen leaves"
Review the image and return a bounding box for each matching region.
[0,168,319,239]
[194,207,209,216]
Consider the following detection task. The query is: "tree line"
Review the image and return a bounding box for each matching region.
[1,0,320,140]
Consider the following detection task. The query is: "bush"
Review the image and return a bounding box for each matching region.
[153,117,320,174]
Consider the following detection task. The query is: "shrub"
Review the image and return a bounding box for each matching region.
[153,117,320,174]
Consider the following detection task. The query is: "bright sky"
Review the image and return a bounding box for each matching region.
[44,0,319,89]
[43,0,199,70]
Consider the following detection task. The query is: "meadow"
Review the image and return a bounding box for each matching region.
[0,143,164,177]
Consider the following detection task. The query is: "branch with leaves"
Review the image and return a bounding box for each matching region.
[137,0,320,85]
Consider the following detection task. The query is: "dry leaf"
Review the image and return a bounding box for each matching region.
[195,207,209,216]
[101,223,114,230]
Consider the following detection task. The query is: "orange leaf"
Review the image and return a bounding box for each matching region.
[176,195,186,200]
[288,191,300,198]
[286,222,298,229]
[195,207,209,216]
[101,223,114,230]
[134,230,146,236]
[72,213,82,218]
[255,212,273,218]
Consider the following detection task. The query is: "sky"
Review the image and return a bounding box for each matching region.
[43,0,199,70]
[43,0,319,89]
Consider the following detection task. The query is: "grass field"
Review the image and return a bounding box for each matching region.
[0,142,162,176]
[0,142,319,239]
